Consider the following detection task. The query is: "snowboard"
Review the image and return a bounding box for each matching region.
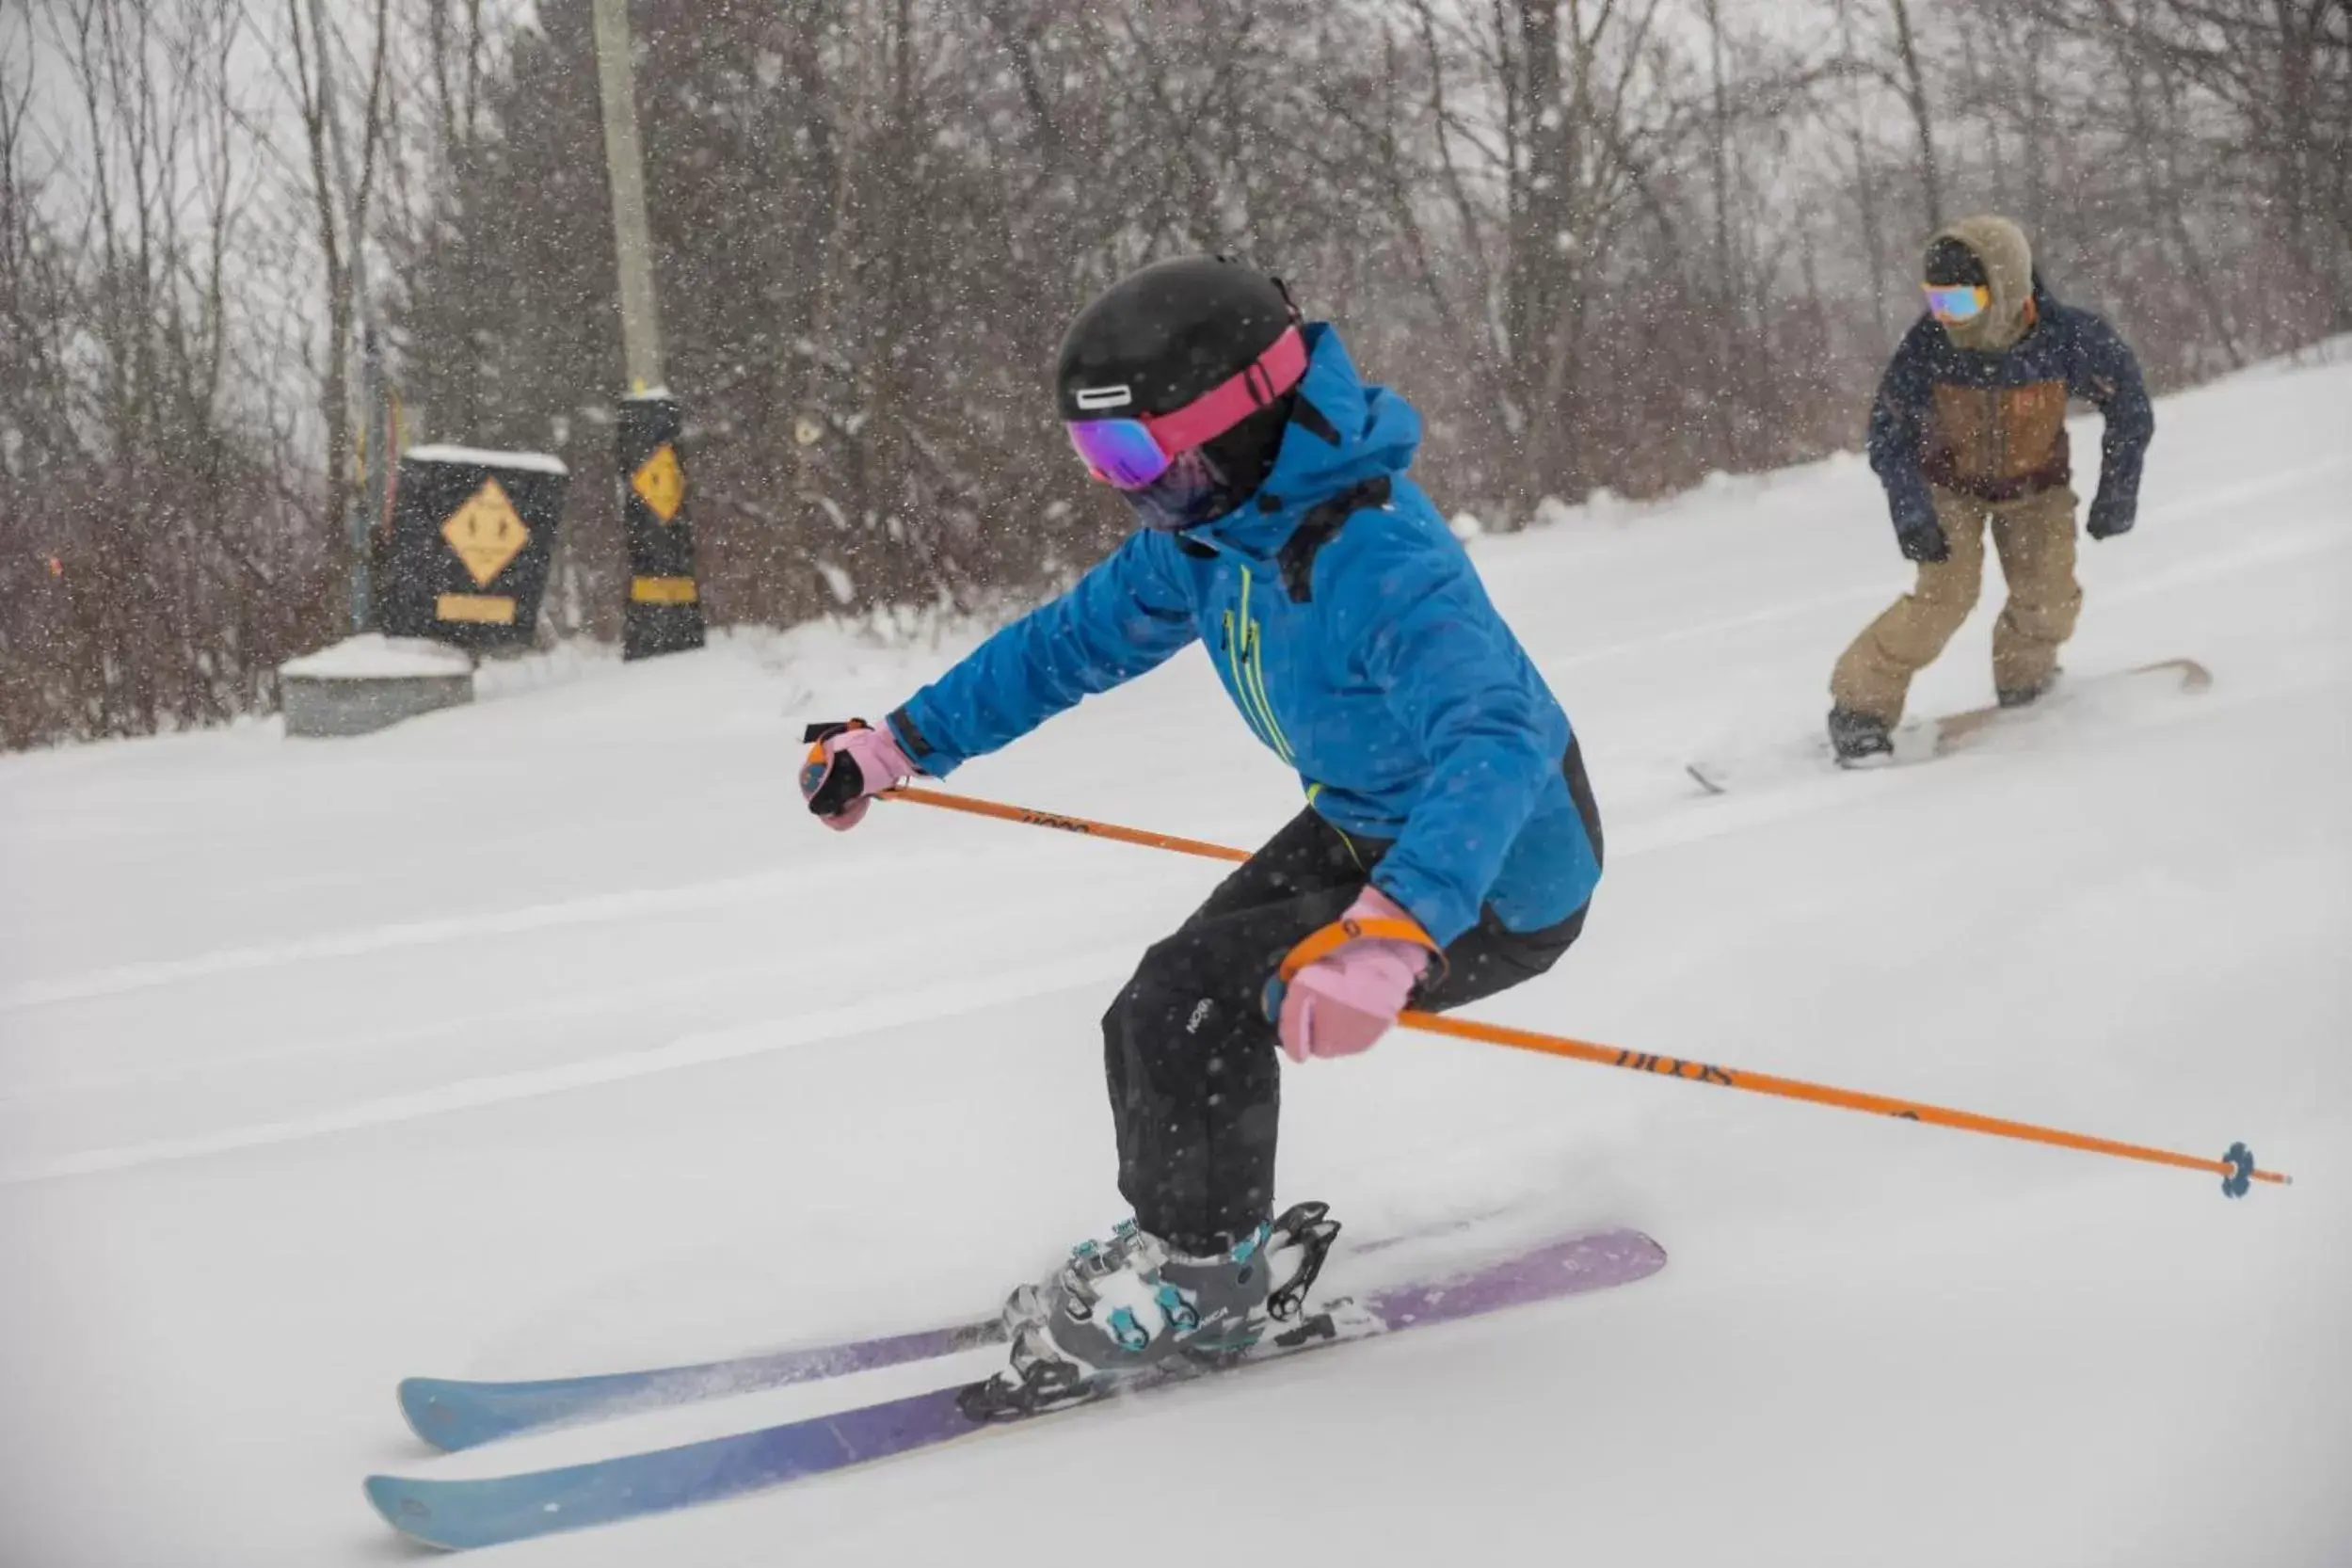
[1686,658,2211,794]
[366,1226,1666,1551]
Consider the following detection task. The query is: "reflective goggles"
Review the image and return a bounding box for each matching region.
[1924,283,1990,323]
[1065,325,1309,490]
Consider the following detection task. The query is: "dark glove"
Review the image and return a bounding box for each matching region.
[1897,516,1950,565]
[1888,487,1948,565]
[2086,491,2135,541]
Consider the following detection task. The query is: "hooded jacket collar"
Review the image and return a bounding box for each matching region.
[1183,324,1420,564]
[1934,214,2037,353]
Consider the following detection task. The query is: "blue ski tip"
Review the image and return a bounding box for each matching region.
[365,1474,456,1551]
[2220,1142,2256,1199]
[399,1375,522,1452]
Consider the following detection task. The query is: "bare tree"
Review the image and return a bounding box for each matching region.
[284,0,393,618]
[1841,0,1947,231]
[2031,0,2350,330]
[2,0,334,745]
[8,0,2344,750]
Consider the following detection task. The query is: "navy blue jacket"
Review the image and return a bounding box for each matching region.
[888,326,1599,947]
[1867,280,2152,539]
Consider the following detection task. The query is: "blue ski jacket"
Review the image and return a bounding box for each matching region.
[887,325,1599,948]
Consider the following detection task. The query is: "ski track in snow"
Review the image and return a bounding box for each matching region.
[0,949,1140,1185]
[0,728,1983,1170]
[0,846,970,1013]
[11,499,2332,1022]
[1,352,2348,1567]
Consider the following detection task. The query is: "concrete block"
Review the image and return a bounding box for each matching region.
[280,635,475,739]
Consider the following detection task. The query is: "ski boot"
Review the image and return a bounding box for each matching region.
[1827,706,1895,766]
[1996,669,2062,709]
[959,1201,1340,1420]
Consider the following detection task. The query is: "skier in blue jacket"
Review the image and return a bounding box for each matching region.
[800,257,1601,1415]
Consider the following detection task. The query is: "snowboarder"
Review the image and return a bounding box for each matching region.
[799,256,1603,1412]
[1828,215,2153,762]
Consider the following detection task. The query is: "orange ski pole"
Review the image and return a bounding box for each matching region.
[888,784,1253,865]
[885,785,2290,1196]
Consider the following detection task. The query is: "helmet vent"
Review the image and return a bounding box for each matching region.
[1073,385,1134,410]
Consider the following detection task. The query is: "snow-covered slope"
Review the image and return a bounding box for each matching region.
[3,346,2347,1566]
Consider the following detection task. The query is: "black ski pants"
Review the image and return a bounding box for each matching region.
[1102,744,1602,1256]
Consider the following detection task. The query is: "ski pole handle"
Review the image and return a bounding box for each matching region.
[882,785,2290,1197]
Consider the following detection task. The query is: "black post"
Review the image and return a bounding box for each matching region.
[617,392,706,660]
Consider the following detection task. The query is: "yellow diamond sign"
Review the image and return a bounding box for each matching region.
[440,478,530,588]
[632,443,685,523]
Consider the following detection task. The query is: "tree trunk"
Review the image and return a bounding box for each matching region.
[1888,0,1944,232]
[1503,0,1568,497]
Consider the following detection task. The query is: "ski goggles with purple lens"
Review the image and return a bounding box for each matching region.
[1924,283,1990,323]
[1065,325,1310,490]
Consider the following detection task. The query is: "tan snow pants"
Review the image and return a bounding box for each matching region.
[1830,485,2082,724]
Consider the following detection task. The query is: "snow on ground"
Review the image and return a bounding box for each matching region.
[3,347,2348,1566]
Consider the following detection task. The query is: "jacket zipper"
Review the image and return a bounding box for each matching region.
[1223,568,1295,765]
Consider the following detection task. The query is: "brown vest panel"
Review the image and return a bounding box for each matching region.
[1924,380,2072,500]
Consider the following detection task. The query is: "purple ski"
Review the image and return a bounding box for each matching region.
[397,1206,1507,1451]
[366,1226,1665,1552]
[399,1318,1002,1451]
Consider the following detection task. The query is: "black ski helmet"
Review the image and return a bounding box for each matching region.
[1055,255,1303,529]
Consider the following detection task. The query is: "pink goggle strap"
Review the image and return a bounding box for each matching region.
[1143,325,1311,456]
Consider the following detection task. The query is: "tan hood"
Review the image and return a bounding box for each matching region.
[1932,214,2035,352]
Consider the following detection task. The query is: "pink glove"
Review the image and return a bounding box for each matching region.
[1274,887,1440,1064]
[799,719,918,831]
